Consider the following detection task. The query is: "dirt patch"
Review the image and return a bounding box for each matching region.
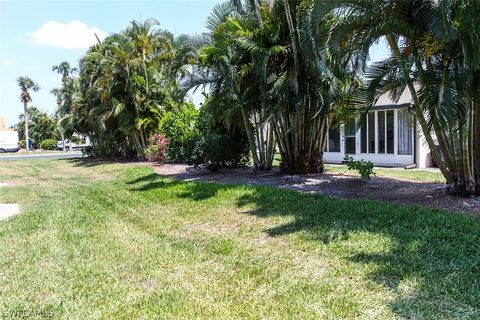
[153,164,480,216]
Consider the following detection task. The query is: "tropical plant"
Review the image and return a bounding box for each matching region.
[69,19,180,158]
[40,139,57,150]
[144,134,170,163]
[312,0,480,195]
[16,107,60,146]
[184,0,361,174]
[52,61,77,84]
[159,102,199,161]
[16,76,40,151]
[343,155,375,180]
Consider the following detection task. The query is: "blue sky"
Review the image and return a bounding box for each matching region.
[0,0,389,127]
[0,0,218,126]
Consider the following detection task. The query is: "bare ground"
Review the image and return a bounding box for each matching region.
[153,163,480,216]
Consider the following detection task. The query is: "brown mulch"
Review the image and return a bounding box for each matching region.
[153,163,480,216]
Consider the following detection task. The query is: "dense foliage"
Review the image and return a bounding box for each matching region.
[39,139,57,150]
[319,0,480,195]
[159,102,199,161]
[15,107,59,148]
[52,0,480,195]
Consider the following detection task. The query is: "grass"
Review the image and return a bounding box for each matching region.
[0,150,67,157]
[0,159,478,319]
[271,154,446,183]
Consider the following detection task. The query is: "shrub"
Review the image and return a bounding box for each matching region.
[185,133,250,172]
[145,134,170,163]
[82,146,95,157]
[40,139,57,150]
[343,155,375,180]
[160,103,199,161]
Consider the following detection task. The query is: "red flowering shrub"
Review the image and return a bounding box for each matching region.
[145,134,170,163]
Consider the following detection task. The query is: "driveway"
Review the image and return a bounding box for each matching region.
[0,151,82,161]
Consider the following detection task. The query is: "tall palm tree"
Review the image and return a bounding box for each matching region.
[184,0,359,173]
[52,61,77,84]
[72,19,175,158]
[17,76,40,152]
[51,88,65,151]
[312,0,480,195]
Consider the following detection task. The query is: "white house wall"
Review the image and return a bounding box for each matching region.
[324,107,425,167]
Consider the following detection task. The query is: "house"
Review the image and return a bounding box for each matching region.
[324,90,434,168]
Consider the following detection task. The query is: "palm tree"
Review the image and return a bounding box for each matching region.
[51,88,65,151]
[312,0,480,195]
[184,0,359,173]
[71,19,175,158]
[17,76,40,152]
[52,61,77,84]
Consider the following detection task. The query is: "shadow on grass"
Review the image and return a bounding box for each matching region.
[64,157,142,168]
[127,171,480,318]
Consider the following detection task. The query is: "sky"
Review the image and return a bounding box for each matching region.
[0,0,219,126]
[0,0,390,127]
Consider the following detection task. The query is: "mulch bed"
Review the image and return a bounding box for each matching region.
[153,163,480,216]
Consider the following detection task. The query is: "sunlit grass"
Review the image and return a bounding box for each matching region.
[0,159,477,319]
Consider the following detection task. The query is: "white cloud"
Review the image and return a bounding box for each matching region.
[31,21,107,49]
[2,59,14,65]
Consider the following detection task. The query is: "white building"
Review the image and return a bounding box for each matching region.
[324,90,434,168]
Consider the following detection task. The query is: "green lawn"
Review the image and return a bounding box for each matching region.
[0,150,64,156]
[0,160,478,319]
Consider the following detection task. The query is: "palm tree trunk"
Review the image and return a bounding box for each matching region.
[241,108,260,168]
[386,35,454,184]
[473,69,480,195]
[24,102,30,152]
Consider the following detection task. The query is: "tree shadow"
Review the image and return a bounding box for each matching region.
[235,189,480,317]
[126,171,480,317]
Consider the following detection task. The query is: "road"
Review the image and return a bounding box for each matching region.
[0,151,83,161]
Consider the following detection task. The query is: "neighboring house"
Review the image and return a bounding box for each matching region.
[324,90,434,168]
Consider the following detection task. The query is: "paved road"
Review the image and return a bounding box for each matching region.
[0,152,83,161]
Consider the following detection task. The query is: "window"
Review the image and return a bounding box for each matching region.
[344,121,356,154]
[360,112,376,154]
[325,124,340,153]
[378,111,385,153]
[368,112,376,154]
[376,110,394,154]
[360,116,367,153]
[387,110,394,154]
[398,108,413,155]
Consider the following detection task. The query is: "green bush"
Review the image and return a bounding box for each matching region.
[40,139,57,150]
[343,155,375,180]
[160,102,199,161]
[185,133,250,172]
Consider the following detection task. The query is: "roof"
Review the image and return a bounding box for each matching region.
[374,89,413,108]
[374,89,412,107]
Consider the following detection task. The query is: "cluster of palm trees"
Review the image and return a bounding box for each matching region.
[185,0,362,173]
[61,19,191,158]
[184,0,479,195]
[43,0,479,195]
